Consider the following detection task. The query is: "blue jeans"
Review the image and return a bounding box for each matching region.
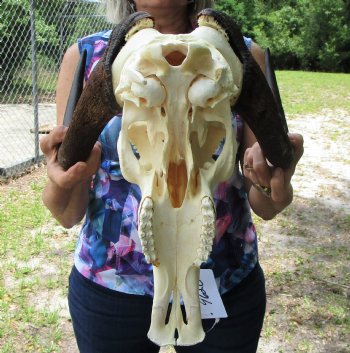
[68,264,266,353]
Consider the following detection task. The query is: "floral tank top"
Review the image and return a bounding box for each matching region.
[74,29,258,296]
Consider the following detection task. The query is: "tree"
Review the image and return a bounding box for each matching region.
[0,0,65,91]
[299,0,350,71]
[252,1,305,69]
[215,0,350,72]
[214,0,256,37]
[0,0,108,94]
[0,0,31,90]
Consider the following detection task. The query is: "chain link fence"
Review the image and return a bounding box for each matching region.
[0,0,109,177]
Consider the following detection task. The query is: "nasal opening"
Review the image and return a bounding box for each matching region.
[163,44,188,66]
[167,160,188,208]
[165,51,187,66]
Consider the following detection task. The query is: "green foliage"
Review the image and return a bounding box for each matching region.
[61,2,109,50]
[0,0,108,91]
[1,0,349,88]
[252,1,305,69]
[0,0,62,90]
[0,0,31,88]
[214,0,255,36]
[300,0,350,71]
[215,0,350,72]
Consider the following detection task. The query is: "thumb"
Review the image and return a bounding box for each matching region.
[87,141,102,173]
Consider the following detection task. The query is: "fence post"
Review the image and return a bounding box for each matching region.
[30,0,40,164]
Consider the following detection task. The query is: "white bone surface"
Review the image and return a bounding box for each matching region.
[113,16,242,346]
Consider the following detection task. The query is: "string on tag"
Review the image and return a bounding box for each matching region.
[205,318,220,333]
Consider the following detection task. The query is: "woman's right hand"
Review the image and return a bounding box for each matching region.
[40,125,102,228]
[40,125,102,190]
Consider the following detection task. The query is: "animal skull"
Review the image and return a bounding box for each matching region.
[57,10,293,173]
[112,16,242,346]
[56,8,293,348]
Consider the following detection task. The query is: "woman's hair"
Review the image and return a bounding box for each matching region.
[102,0,215,24]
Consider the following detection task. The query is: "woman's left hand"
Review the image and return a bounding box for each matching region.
[243,133,304,212]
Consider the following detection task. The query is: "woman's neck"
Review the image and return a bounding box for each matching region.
[135,5,192,34]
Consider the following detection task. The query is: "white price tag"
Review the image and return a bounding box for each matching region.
[199,269,228,319]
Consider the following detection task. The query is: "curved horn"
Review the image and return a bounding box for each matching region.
[197,9,293,169]
[57,12,154,170]
[265,47,288,134]
[63,49,87,127]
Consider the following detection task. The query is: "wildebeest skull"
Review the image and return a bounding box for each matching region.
[56,9,293,347]
[111,17,241,346]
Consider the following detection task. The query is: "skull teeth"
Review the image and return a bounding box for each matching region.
[139,197,158,265]
[194,196,216,267]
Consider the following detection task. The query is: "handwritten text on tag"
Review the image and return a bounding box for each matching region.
[199,269,228,319]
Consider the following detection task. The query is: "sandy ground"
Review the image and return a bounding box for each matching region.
[257,109,350,352]
[1,109,349,352]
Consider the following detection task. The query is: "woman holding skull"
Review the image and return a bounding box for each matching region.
[40,0,304,352]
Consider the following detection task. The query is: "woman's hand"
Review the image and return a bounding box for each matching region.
[40,125,101,228]
[243,133,304,219]
[40,125,101,190]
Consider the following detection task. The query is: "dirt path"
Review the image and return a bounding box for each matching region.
[257,109,350,352]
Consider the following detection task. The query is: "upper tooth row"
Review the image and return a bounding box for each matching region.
[138,197,157,264]
[194,196,216,267]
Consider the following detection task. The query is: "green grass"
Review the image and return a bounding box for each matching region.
[0,177,75,353]
[252,70,350,352]
[277,71,350,116]
[0,56,57,104]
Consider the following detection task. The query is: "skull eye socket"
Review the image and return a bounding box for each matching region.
[188,76,227,108]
